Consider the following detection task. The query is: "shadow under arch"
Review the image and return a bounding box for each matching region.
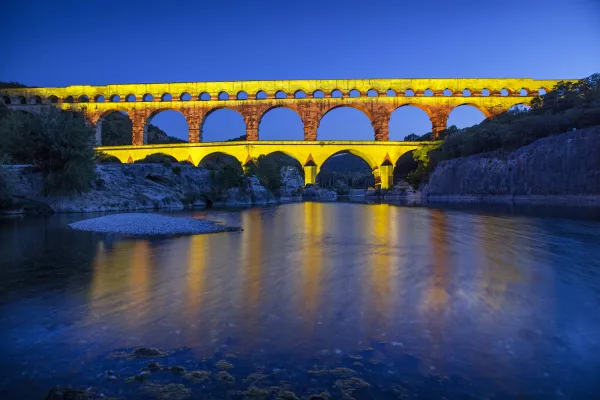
[198,151,245,169]
[260,150,304,171]
[201,106,246,142]
[144,108,189,143]
[97,109,132,146]
[320,149,378,171]
[317,150,376,190]
[258,105,304,141]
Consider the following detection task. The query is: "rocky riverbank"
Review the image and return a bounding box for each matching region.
[423,126,600,205]
[1,164,287,214]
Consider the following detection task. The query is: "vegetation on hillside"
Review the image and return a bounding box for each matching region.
[245,153,302,195]
[400,73,600,188]
[100,112,185,145]
[0,104,96,194]
[0,81,30,89]
[317,154,375,193]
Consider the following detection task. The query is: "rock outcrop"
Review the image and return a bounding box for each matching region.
[280,166,304,202]
[2,164,279,213]
[302,185,338,201]
[424,126,600,203]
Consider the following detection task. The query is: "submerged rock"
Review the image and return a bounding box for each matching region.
[215,359,234,370]
[242,386,270,398]
[147,361,163,371]
[308,368,357,378]
[44,386,116,400]
[183,370,211,383]
[170,365,187,375]
[217,370,235,384]
[133,347,168,357]
[333,377,371,399]
[140,383,191,400]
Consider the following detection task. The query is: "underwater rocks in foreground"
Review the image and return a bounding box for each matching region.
[69,213,241,235]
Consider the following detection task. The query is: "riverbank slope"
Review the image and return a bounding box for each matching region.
[424,125,600,205]
[2,163,282,214]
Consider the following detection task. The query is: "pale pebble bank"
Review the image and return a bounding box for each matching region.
[69,213,241,235]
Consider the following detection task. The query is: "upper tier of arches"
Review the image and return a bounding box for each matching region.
[0,78,562,106]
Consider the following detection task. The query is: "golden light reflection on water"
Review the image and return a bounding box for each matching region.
[80,204,550,376]
[300,202,324,336]
[5,204,598,399]
[240,209,264,350]
[365,204,394,333]
[185,234,207,331]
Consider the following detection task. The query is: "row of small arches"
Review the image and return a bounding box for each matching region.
[2,87,549,105]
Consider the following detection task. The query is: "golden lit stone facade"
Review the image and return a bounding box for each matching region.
[1,78,566,189]
[1,77,561,144]
[94,140,439,189]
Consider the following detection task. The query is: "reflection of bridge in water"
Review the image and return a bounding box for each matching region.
[1,77,561,188]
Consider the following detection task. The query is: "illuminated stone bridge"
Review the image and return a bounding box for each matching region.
[1,77,561,188]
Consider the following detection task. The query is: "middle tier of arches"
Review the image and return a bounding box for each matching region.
[88,100,506,145]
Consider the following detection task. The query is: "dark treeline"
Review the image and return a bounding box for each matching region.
[0,104,96,197]
[0,81,31,89]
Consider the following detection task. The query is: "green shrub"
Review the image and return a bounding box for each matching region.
[0,164,12,208]
[0,106,96,194]
[133,153,178,165]
[95,151,122,164]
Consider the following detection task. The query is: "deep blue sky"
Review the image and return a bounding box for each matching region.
[2,0,599,141]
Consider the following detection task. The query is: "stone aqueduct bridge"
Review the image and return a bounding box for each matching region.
[1,78,560,188]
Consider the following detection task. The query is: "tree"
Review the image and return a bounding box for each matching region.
[0,106,96,194]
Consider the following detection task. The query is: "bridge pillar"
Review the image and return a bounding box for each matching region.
[298,103,319,140]
[373,123,389,141]
[429,108,450,140]
[304,165,317,185]
[183,109,202,142]
[304,122,318,141]
[379,163,394,190]
[131,111,147,145]
[372,107,391,141]
[242,111,258,140]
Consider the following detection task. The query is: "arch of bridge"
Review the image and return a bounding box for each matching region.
[0,77,564,144]
[94,140,435,177]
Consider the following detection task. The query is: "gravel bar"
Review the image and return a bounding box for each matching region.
[69,213,241,235]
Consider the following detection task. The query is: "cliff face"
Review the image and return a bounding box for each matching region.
[425,126,600,198]
[3,164,277,213]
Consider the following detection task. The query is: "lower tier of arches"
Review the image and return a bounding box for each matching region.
[96,141,438,189]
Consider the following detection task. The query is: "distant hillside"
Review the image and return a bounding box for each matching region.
[0,81,30,89]
[318,153,375,192]
[101,112,185,145]
[320,153,371,173]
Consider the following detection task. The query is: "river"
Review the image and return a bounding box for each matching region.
[1,202,600,399]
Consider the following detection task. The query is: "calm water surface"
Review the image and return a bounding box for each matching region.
[1,203,600,399]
